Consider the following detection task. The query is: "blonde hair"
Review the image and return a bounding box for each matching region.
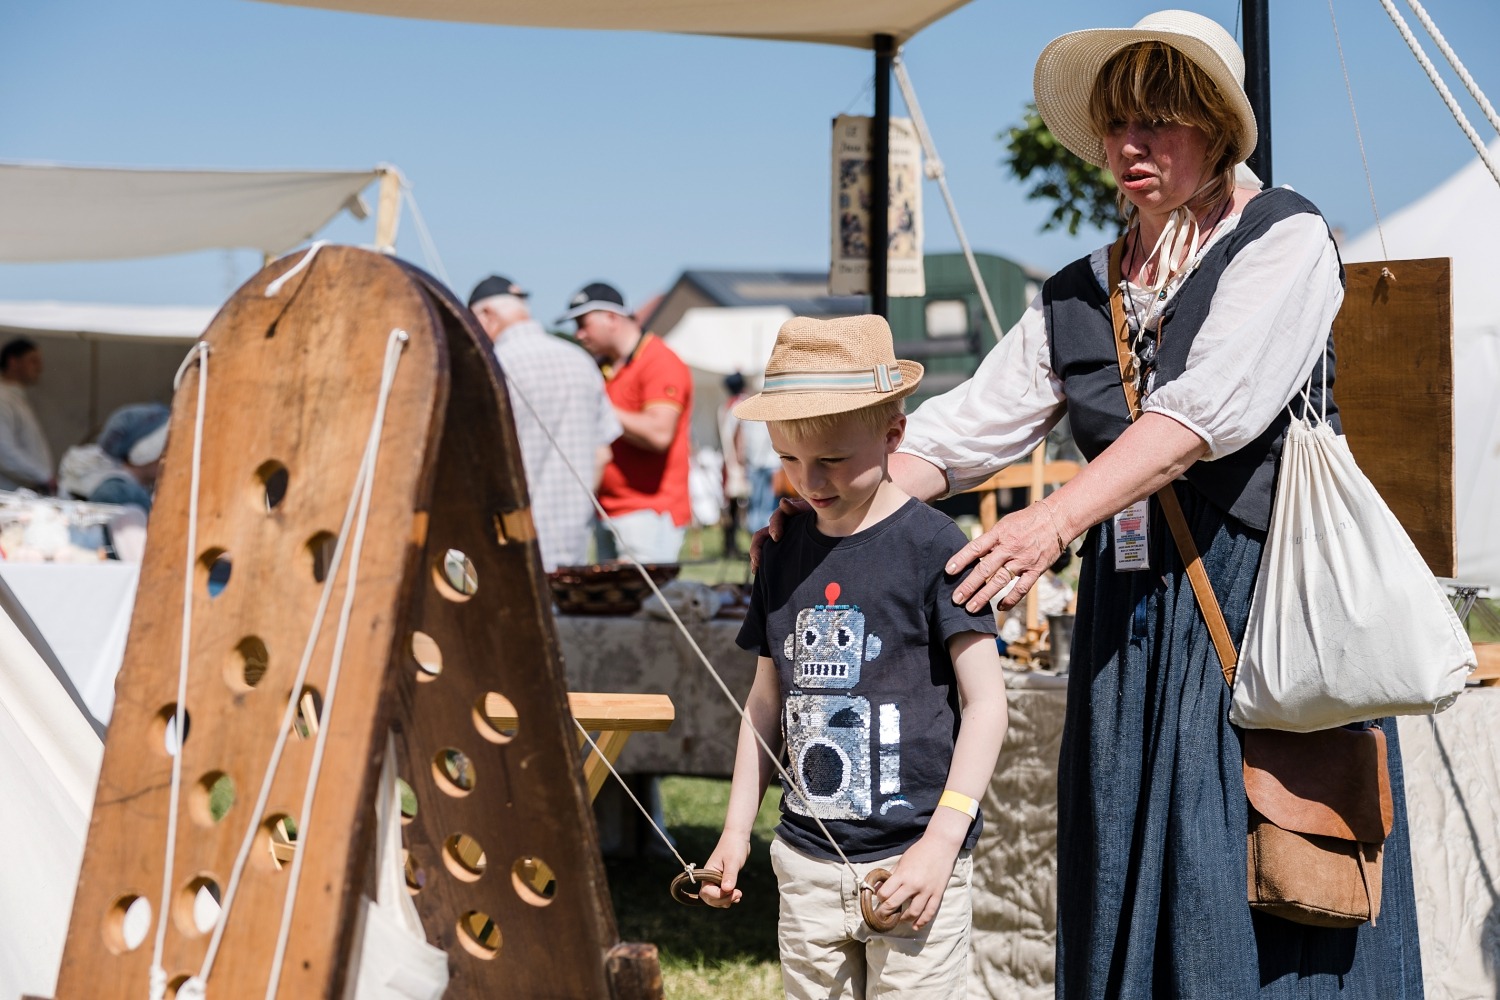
[770,399,905,442]
[1087,41,1242,223]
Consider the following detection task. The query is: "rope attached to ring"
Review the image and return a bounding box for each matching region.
[859,868,901,932]
[670,868,725,906]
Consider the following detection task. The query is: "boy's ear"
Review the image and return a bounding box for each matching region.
[884,413,907,455]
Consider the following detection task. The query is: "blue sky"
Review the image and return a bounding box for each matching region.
[2,0,1497,319]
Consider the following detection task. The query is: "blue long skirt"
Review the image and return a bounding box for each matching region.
[1055,486,1424,998]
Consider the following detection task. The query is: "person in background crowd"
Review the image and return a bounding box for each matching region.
[717,372,750,556]
[469,274,621,572]
[0,338,55,493]
[58,403,170,511]
[561,281,693,564]
[741,414,781,535]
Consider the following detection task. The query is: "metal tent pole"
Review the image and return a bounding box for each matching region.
[1242,0,1273,185]
[871,33,896,318]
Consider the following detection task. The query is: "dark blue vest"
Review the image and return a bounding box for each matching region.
[1042,187,1342,532]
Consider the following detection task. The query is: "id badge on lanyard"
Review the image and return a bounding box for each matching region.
[1113,499,1151,571]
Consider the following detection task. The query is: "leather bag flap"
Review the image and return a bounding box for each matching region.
[1242,727,1393,843]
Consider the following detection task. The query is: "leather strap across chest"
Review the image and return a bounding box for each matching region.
[1108,237,1239,688]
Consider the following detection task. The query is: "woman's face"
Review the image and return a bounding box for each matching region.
[1101,117,1212,223]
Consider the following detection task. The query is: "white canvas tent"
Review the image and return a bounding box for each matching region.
[1343,138,1500,587]
[0,162,387,262]
[253,0,970,47]
[0,300,214,457]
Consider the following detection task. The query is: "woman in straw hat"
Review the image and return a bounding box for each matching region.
[770,10,1424,997]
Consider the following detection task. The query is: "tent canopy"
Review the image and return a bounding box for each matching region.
[662,306,790,376]
[0,300,212,344]
[0,162,382,263]
[1344,139,1500,587]
[251,0,972,47]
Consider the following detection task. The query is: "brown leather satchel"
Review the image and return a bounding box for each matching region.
[1106,238,1392,927]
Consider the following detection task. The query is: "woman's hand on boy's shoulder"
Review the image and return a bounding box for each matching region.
[699,834,753,908]
[749,497,811,571]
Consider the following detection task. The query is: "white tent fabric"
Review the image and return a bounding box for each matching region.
[0,162,379,262]
[0,300,207,460]
[253,0,971,47]
[1344,138,1500,587]
[0,606,103,1000]
[662,306,790,376]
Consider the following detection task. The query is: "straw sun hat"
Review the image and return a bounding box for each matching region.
[733,315,923,422]
[1033,9,1258,169]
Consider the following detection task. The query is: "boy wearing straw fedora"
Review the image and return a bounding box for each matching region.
[700,315,1008,998]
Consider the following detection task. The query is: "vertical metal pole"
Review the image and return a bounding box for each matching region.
[871,34,896,318]
[1242,0,1272,185]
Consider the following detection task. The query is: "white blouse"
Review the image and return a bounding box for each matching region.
[900,206,1345,496]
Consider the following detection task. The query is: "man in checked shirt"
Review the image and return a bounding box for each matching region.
[469,275,621,571]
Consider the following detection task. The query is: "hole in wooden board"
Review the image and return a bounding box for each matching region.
[103,895,151,954]
[199,548,232,598]
[190,772,235,826]
[443,833,487,882]
[291,687,323,741]
[432,748,476,796]
[433,549,478,602]
[153,704,191,757]
[174,876,222,937]
[456,911,501,959]
[256,814,299,871]
[396,777,418,824]
[473,692,519,744]
[306,531,338,584]
[226,635,269,692]
[166,974,193,998]
[255,460,290,512]
[402,848,427,895]
[511,856,558,906]
[411,631,442,681]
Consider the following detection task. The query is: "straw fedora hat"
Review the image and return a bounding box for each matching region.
[1033,9,1257,170]
[733,315,923,422]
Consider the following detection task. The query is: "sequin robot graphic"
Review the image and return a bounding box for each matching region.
[782,582,911,819]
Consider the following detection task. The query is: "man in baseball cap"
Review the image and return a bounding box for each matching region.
[560,280,693,564]
[468,274,620,570]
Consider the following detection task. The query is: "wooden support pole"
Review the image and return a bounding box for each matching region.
[374,169,401,253]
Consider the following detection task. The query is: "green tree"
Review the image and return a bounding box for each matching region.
[1003,103,1120,236]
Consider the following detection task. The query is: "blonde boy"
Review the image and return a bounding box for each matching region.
[701,315,1008,998]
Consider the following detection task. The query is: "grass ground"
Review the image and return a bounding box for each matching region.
[606,776,783,1000]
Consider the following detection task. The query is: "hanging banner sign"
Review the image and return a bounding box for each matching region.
[829,113,925,298]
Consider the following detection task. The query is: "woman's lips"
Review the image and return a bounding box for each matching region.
[808,496,837,508]
[1120,169,1155,191]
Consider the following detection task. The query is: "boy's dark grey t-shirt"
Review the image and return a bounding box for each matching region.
[737,497,999,862]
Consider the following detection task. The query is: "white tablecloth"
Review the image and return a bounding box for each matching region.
[968,683,1500,1000]
[0,561,139,724]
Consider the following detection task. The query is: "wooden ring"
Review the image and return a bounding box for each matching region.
[670,868,723,906]
[860,868,901,932]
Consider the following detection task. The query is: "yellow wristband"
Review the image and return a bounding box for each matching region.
[938,790,979,819]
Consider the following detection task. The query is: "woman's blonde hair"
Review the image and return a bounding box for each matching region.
[770,398,905,442]
[1087,41,1243,222]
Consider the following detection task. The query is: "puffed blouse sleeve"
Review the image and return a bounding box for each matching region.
[1141,211,1345,460]
[898,294,1067,497]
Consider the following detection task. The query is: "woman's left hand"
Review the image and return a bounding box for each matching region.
[947,503,1064,613]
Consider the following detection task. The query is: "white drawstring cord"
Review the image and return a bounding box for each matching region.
[149,341,209,1000]
[188,330,408,997]
[573,720,700,886]
[264,241,329,298]
[263,329,409,999]
[1376,0,1500,190]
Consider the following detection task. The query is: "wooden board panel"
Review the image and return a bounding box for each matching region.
[1332,258,1455,577]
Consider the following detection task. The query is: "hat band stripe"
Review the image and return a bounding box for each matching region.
[762,365,903,394]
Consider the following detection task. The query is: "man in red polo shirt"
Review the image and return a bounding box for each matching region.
[561,282,693,564]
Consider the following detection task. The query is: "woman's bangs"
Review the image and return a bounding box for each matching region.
[1089,44,1215,134]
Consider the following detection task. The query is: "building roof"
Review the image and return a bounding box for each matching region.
[677,269,868,317]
